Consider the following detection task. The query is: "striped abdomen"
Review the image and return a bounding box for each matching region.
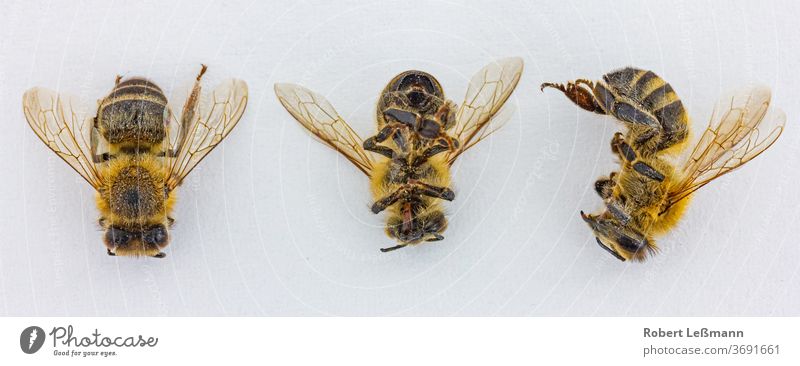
[594,68,689,153]
[96,78,169,149]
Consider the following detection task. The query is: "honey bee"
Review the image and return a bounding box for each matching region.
[23,65,248,258]
[275,58,523,252]
[541,67,785,261]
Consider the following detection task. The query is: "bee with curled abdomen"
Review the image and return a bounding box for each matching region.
[542,67,784,261]
[23,65,248,258]
[275,58,523,252]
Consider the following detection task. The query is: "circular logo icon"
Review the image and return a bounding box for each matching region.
[20,326,45,354]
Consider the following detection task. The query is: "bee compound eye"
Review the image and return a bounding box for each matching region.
[616,234,645,253]
[106,227,132,246]
[142,225,168,247]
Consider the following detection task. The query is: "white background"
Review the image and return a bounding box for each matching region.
[0,0,798,316]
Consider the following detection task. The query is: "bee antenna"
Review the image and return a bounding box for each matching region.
[380,244,407,253]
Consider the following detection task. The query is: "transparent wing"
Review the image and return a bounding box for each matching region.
[445,57,524,164]
[166,79,248,190]
[22,87,104,189]
[274,83,374,176]
[666,86,784,208]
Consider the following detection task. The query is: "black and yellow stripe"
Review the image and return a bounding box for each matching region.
[596,67,689,152]
[96,77,169,146]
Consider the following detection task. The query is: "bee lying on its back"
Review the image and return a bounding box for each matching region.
[23,65,248,258]
[542,67,784,261]
[276,58,523,252]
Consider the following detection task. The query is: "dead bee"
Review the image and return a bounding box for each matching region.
[275,58,523,252]
[542,67,784,261]
[23,65,248,258]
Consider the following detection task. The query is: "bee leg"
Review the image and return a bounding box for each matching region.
[437,100,457,127]
[371,190,404,214]
[413,181,455,201]
[106,249,116,256]
[613,133,666,182]
[363,124,400,158]
[439,134,459,151]
[426,234,444,242]
[372,181,454,214]
[610,132,637,163]
[392,129,408,151]
[604,199,631,225]
[383,108,419,127]
[380,244,408,253]
[655,127,689,152]
[167,217,175,227]
[422,211,447,242]
[632,161,665,182]
[153,252,167,258]
[411,138,452,166]
[633,129,660,153]
[612,102,663,150]
[594,172,617,199]
[540,79,605,114]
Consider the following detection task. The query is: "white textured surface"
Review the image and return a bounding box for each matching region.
[0,0,798,316]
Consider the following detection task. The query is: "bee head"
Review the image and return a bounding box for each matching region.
[378,70,453,139]
[581,211,654,262]
[390,70,444,109]
[384,209,447,250]
[104,224,169,258]
[389,224,424,245]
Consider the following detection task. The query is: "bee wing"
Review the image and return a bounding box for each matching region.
[274,83,374,176]
[666,86,785,208]
[166,79,248,191]
[445,57,524,165]
[22,87,104,189]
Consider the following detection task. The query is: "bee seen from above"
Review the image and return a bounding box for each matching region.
[23,65,248,258]
[275,58,523,252]
[541,67,784,261]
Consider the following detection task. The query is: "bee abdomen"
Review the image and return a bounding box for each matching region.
[112,78,168,103]
[599,68,689,151]
[97,77,169,146]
